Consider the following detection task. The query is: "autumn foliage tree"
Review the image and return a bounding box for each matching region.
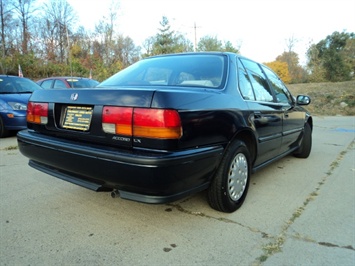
[265,61,291,84]
[276,51,307,83]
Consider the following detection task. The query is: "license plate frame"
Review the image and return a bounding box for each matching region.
[62,106,93,131]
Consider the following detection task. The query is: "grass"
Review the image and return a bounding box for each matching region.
[4,145,18,151]
[287,80,355,116]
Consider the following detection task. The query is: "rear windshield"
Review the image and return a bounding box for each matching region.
[99,54,227,89]
[66,78,99,88]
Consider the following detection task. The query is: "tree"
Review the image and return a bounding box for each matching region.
[0,0,16,73]
[114,35,140,68]
[197,35,223,51]
[197,36,239,53]
[265,61,291,84]
[342,38,355,76]
[40,0,77,63]
[93,1,118,65]
[149,16,193,56]
[276,51,307,83]
[223,41,239,53]
[0,0,11,57]
[12,0,38,54]
[306,44,326,82]
[142,36,156,58]
[307,31,355,82]
[273,36,308,83]
[152,16,175,55]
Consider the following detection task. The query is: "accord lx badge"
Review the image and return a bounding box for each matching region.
[70,93,78,101]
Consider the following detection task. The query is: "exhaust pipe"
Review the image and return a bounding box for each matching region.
[111,190,120,198]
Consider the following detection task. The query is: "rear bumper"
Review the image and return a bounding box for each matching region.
[17,130,224,204]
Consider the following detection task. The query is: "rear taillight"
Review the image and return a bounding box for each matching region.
[27,102,48,124]
[102,107,133,135]
[133,108,182,139]
[102,107,182,139]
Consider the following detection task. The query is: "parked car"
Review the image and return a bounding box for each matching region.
[17,52,312,212]
[0,75,43,138]
[37,77,99,89]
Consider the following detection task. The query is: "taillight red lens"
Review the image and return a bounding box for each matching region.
[133,108,182,139]
[102,107,182,139]
[102,106,133,135]
[27,102,48,124]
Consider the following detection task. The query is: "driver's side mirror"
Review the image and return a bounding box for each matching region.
[296,95,311,105]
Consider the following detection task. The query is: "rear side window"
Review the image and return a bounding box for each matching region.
[53,79,68,89]
[66,79,99,88]
[40,80,53,89]
[240,59,274,102]
[237,63,255,100]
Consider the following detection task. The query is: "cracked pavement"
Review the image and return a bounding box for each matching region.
[1,116,354,265]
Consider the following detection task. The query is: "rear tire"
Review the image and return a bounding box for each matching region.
[207,140,251,213]
[294,123,312,158]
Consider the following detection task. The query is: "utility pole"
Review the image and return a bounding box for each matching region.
[194,22,197,51]
[193,22,201,51]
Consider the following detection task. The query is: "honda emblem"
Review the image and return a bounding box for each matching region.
[70,93,78,101]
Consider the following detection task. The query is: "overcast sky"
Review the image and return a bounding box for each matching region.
[67,0,355,65]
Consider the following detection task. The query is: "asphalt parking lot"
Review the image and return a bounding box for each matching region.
[0,116,354,266]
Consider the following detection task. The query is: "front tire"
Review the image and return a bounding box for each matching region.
[0,117,9,138]
[294,123,312,158]
[208,140,251,213]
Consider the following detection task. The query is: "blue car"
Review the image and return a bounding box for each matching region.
[0,75,43,137]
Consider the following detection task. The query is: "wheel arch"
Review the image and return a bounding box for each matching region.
[228,128,257,166]
[306,116,313,131]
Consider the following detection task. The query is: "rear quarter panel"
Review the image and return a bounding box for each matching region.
[151,88,251,149]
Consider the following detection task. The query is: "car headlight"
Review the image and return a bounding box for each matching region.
[8,102,27,111]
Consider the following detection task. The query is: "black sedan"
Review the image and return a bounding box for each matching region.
[17,52,312,213]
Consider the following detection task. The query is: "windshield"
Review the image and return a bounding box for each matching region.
[98,54,227,89]
[0,77,43,93]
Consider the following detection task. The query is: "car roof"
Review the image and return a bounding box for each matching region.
[0,75,23,78]
[0,75,35,80]
[38,76,91,80]
[145,51,257,65]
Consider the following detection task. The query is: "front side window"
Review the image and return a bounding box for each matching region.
[262,66,292,104]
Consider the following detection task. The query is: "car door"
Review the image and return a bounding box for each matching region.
[238,58,283,166]
[261,66,307,154]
